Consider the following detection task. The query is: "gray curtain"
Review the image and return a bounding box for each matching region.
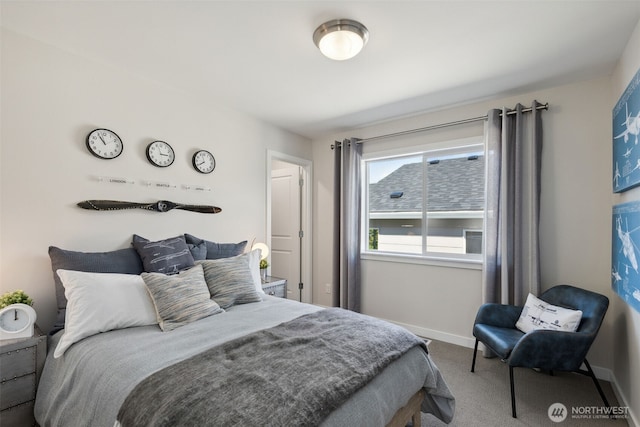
[332,138,362,312]
[483,101,543,306]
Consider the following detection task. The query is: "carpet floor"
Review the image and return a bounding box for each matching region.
[420,339,629,426]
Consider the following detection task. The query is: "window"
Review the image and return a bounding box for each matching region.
[364,139,484,260]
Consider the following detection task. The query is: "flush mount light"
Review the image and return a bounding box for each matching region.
[313,19,369,61]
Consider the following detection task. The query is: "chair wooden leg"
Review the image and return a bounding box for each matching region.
[471,339,479,372]
[509,365,517,418]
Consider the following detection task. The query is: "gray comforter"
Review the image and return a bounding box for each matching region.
[35,297,455,426]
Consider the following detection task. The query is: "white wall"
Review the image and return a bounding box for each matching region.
[0,29,312,332]
[611,18,640,427]
[312,76,617,365]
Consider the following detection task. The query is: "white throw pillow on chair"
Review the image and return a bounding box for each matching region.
[516,293,583,333]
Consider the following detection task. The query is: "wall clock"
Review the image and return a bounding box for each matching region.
[86,128,124,159]
[0,303,37,340]
[192,150,216,174]
[146,140,175,168]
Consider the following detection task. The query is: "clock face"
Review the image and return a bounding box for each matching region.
[146,141,175,167]
[192,150,216,174]
[86,128,124,159]
[0,305,32,333]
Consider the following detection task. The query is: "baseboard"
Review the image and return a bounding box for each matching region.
[311,305,474,347]
[610,372,639,427]
[382,318,476,349]
[591,365,612,381]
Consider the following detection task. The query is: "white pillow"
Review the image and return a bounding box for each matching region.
[54,270,158,358]
[248,249,265,295]
[516,293,583,334]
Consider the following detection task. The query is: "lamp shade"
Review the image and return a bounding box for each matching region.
[313,19,369,61]
[251,242,269,260]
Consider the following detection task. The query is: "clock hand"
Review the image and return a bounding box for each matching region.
[98,134,107,145]
[14,309,17,321]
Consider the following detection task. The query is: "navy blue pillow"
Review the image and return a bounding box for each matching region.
[132,235,195,275]
[133,234,206,261]
[48,246,144,332]
[184,233,247,260]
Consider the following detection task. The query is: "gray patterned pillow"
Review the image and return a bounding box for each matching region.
[132,235,195,274]
[134,234,207,261]
[197,253,262,309]
[184,233,247,260]
[142,264,223,331]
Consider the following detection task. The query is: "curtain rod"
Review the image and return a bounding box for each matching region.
[332,102,548,148]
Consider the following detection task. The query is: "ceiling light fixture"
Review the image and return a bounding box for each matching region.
[313,19,369,61]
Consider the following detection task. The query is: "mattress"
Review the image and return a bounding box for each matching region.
[35,296,454,426]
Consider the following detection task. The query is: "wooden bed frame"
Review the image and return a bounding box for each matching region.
[386,389,426,427]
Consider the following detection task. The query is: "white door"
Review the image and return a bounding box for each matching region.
[271,166,301,300]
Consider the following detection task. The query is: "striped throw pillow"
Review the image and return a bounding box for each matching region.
[142,264,223,331]
[197,252,263,309]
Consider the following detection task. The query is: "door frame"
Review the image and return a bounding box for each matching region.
[266,150,313,303]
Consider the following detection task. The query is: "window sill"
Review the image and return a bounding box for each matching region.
[361,251,483,270]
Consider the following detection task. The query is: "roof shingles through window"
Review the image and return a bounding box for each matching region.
[369,156,484,213]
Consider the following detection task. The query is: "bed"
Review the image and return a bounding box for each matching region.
[34,235,455,427]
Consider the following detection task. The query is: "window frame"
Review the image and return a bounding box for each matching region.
[361,136,485,267]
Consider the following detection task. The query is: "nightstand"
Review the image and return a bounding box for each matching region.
[262,276,287,298]
[0,327,46,426]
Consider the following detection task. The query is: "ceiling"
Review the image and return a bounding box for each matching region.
[2,1,640,139]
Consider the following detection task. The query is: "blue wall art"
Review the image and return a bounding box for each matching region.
[612,201,640,314]
[613,67,640,192]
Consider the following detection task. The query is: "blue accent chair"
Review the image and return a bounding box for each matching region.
[470,285,610,418]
